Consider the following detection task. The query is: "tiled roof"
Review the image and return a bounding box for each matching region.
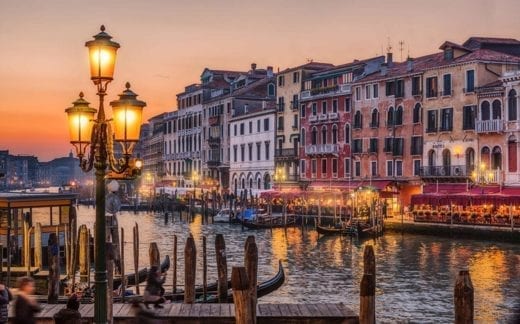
[463,37,520,49]
[314,56,384,77]
[478,79,503,89]
[450,48,520,64]
[278,62,334,74]
[439,41,471,52]
[354,52,443,83]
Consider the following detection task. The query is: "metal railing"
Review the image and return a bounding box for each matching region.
[305,144,340,155]
[419,165,472,177]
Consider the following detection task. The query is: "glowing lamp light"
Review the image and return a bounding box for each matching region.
[110,82,146,154]
[85,25,120,82]
[65,92,97,157]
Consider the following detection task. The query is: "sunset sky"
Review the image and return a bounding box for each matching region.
[1,0,519,161]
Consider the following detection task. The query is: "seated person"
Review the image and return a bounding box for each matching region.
[54,294,81,324]
[143,266,166,308]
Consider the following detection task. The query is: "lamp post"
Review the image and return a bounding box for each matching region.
[65,26,145,324]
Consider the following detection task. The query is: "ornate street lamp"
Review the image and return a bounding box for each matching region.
[65,25,145,324]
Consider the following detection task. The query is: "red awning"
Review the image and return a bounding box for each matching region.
[501,186,520,195]
[423,183,468,194]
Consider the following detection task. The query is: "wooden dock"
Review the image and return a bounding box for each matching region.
[8,302,358,323]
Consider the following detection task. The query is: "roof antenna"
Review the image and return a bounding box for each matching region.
[399,40,405,62]
[386,37,392,54]
[306,58,313,63]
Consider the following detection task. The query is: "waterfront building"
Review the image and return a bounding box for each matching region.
[274,62,333,190]
[201,64,275,193]
[141,113,165,193]
[299,57,384,191]
[420,37,520,192]
[229,98,276,196]
[500,70,520,185]
[162,84,203,189]
[0,150,7,190]
[37,151,84,187]
[351,52,440,211]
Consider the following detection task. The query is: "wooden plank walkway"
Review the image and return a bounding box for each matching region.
[8,302,358,323]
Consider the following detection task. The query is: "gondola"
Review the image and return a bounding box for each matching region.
[119,259,285,303]
[316,223,376,239]
[113,255,170,290]
[240,213,299,229]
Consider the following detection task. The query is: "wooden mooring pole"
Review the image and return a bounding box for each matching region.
[232,266,254,324]
[184,234,196,304]
[202,236,207,302]
[120,228,125,303]
[172,234,177,294]
[215,233,228,303]
[360,245,375,324]
[78,225,88,283]
[106,242,114,324]
[454,270,474,324]
[244,236,258,323]
[149,242,160,268]
[133,223,140,295]
[47,232,59,303]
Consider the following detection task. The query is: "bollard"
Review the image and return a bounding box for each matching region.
[47,233,59,303]
[149,242,160,269]
[173,234,177,294]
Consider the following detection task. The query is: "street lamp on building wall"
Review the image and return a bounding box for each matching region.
[274,167,286,189]
[65,26,145,324]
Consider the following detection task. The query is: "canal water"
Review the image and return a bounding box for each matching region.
[77,206,520,323]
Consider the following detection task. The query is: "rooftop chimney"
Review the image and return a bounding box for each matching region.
[251,63,257,71]
[406,57,414,72]
[267,66,273,77]
[386,52,393,66]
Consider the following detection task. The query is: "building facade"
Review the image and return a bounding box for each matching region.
[229,101,276,196]
[274,62,333,189]
[299,57,384,191]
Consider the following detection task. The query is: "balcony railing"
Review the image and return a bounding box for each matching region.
[208,137,221,147]
[318,114,328,121]
[207,160,221,167]
[328,112,338,120]
[300,84,351,101]
[419,165,471,177]
[309,115,318,122]
[305,144,340,155]
[275,148,297,158]
[475,119,504,133]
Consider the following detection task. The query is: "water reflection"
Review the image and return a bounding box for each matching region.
[76,206,520,322]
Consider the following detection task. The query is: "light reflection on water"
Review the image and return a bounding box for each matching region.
[77,206,519,322]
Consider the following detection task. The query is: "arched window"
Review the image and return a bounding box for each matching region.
[257,177,261,189]
[428,150,436,166]
[249,178,253,189]
[301,128,306,146]
[387,106,394,126]
[371,109,379,127]
[241,178,245,189]
[321,126,327,144]
[263,173,271,189]
[413,103,421,123]
[492,100,501,119]
[268,83,275,96]
[481,101,490,120]
[234,178,238,193]
[354,111,362,128]
[311,127,317,145]
[481,146,491,169]
[332,125,338,144]
[442,149,451,167]
[507,135,517,172]
[491,146,502,170]
[396,106,403,125]
[344,124,350,144]
[508,89,517,121]
[466,148,475,173]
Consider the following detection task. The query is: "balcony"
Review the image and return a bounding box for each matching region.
[300,84,351,101]
[309,115,318,122]
[475,119,504,133]
[419,165,471,178]
[318,114,328,121]
[208,137,221,147]
[275,148,297,159]
[207,160,221,167]
[305,144,340,155]
[328,112,338,120]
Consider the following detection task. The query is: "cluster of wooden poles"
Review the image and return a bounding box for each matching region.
[359,245,474,324]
